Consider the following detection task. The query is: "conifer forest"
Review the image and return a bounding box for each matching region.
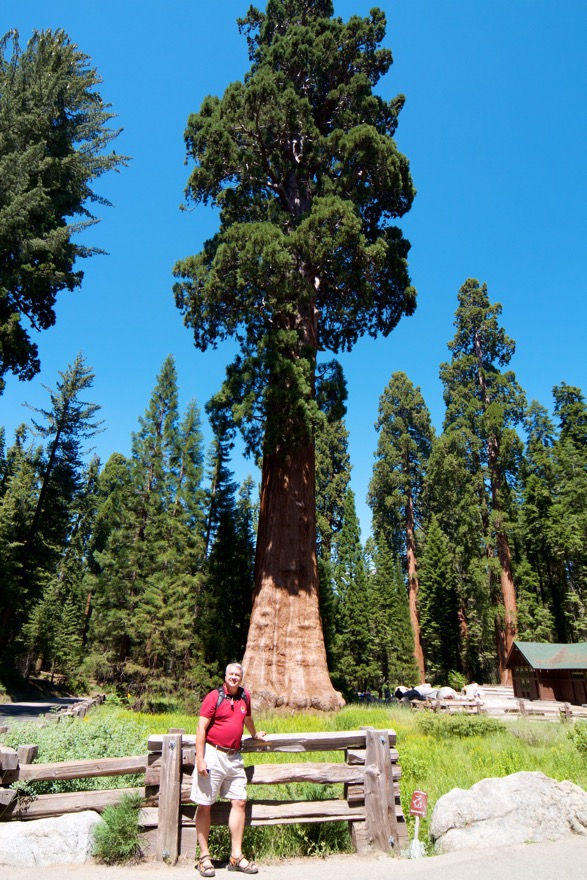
[1,4,585,709]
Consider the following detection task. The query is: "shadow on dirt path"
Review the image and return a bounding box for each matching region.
[2,837,587,880]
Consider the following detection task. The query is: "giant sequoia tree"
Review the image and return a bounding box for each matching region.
[0,29,126,391]
[440,279,526,683]
[174,1,415,709]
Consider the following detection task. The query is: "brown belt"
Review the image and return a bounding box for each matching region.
[207,741,240,756]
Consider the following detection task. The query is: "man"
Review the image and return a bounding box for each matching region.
[191,663,267,876]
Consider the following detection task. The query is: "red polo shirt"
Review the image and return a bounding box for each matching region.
[200,685,251,750]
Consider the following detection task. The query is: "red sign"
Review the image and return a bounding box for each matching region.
[409,790,428,817]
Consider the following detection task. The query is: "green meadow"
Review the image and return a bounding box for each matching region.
[2,703,586,860]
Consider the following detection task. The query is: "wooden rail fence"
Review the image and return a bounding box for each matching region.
[0,727,406,863]
[409,697,587,722]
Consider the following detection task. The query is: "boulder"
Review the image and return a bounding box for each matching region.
[436,686,460,700]
[0,810,104,866]
[430,771,587,853]
[463,682,484,699]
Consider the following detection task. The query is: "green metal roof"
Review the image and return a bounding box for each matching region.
[511,641,587,670]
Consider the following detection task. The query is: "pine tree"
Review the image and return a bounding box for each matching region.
[519,401,562,639]
[0,425,42,651]
[514,559,555,642]
[418,514,461,682]
[331,489,378,694]
[22,455,102,680]
[21,354,102,592]
[82,452,136,675]
[423,430,496,681]
[553,383,587,448]
[369,539,419,688]
[0,29,127,390]
[315,360,351,668]
[368,371,434,680]
[315,361,351,560]
[173,1,416,709]
[0,355,101,663]
[440,279,526,682]
[202,432,255,672]
[550,384,587,639]
[88,357,208,703]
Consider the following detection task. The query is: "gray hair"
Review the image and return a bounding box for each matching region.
[225,662,243,678]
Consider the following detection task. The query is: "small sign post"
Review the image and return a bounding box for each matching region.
[408,790,428,858]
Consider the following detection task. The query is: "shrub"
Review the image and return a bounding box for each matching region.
[416,713,506,739]
[447,670,467,691]
[0,706,151,794]
[93,793,143,864]
[569,721,587,758]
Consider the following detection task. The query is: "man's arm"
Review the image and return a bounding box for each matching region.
[196,714,212,775]
[244,715,266,740]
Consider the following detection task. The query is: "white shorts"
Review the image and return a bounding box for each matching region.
[190,742,247,805]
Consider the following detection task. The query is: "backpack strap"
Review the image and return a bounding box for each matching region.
[215,685,249,710]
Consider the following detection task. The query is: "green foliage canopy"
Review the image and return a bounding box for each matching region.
[174,1,415,456]
[369,370,434,559]
[0,29,127,391]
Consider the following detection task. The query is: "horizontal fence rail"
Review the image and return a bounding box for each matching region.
[408,697,587,721]
[0,727,406,863]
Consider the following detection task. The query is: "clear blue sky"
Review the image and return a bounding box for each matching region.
[2,1,586,537]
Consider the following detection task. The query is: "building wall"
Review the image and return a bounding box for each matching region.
[513,667,587,704]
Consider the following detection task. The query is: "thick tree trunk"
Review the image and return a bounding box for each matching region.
[242,442,344,711]
[405,489,425,682]
[489,442,516,686]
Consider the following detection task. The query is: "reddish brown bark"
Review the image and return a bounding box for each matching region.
[405,488,425,682]
[489,442,516,686]
[242,442,344,711]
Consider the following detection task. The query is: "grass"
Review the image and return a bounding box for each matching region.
[1,701,586,861]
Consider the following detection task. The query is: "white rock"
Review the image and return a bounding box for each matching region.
[436,686,460,700]
[0,810,104,866]
[430,771,587,853]
[415,683,436,696]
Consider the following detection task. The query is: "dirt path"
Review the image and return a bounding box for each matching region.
[2,838,587,880]
[0,697,83,726]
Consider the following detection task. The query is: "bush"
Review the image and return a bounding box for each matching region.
[447,670,467,691]
[416,713,506,739]
[93,793,143,864]
[569,721,587,758]
[0,706,151,794]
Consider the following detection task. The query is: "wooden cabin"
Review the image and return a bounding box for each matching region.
[506,641,587,705]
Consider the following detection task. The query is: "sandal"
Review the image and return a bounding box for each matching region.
[197,854,216,877]
[228,854,258,874]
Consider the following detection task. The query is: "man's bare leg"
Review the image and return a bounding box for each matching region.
[229,798,246,857]
[196,803,212,856]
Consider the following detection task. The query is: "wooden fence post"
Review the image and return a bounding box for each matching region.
[17,744,39,764]
[156,733,182,864]
[0,747,18,773]
[363,728,398,853]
